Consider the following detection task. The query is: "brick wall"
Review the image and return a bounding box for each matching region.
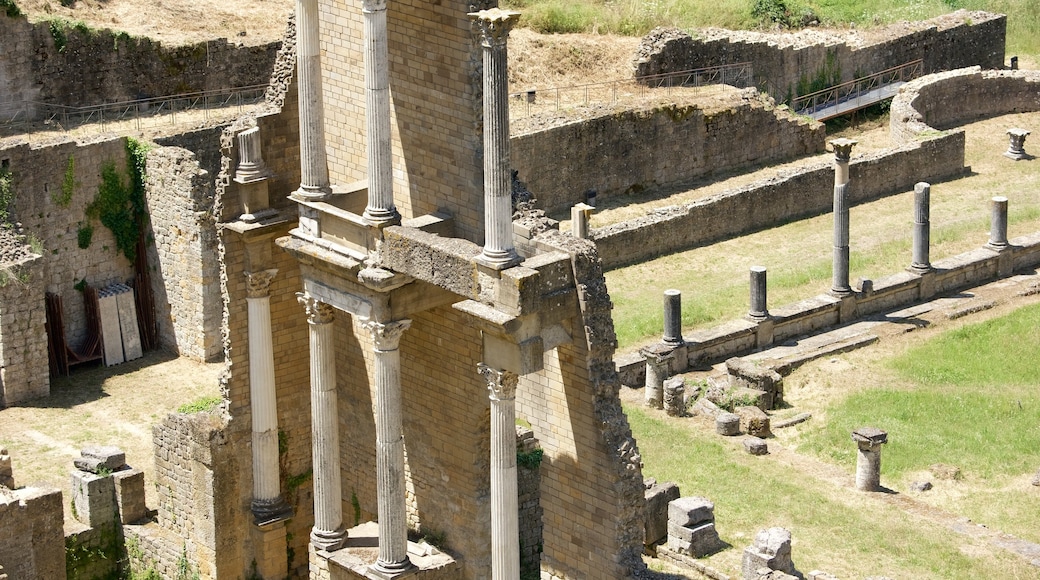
[0,11,280,112]
[511,94,825,214]
[0,250,47,406]
[0,487,67,580]
[634,10,1005,103]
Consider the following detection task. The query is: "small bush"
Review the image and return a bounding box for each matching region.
[177,395,222,414]
[1,0,21,18]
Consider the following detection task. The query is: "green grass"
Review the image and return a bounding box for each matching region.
[177,395,222,414]
[502,0,1040,56]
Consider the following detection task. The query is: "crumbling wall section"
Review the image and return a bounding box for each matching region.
[633,11,1005,102]
[144,146,222,361]
[511,93,826,214]
[0,10,282,113]
[0,487,67,580]
[0,231,47,406]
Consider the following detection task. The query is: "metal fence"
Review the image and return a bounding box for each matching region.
[791,60,923,118]
[0,84,269,136]
[508,62,754,119]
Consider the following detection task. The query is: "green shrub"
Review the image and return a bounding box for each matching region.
[177,395,222,414]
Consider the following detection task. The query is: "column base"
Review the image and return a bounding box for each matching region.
[363,208,402,228]
[293,185,333,202]
[312,526,348,552]
[251,496,294,525]
[368,559,417,579]
[476,250,522,271]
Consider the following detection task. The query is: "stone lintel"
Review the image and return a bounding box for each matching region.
[482,331,543,375]
[358,267,413,292]
[222,213,291,240]
[303,279,374,319]
[276,233,365,273]
[382,226,482,298]
[852,427,888,446]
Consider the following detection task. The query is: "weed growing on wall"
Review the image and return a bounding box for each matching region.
[49,20,68,52]
[55,156,76,207]
[85,138,150,263]
[0,0,21,18]
[0,166,13,224]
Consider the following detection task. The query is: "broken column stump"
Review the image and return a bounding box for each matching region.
[667,496,724,558]
[742,527,796,580]
[852,427,888,491]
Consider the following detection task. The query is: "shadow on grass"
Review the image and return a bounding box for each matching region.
[20,349,180,409]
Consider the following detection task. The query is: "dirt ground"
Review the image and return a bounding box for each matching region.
[0,351,222,524]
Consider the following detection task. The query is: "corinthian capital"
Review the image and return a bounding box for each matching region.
[297,292,335,324]
[830,138,857,163]
[362,319,411,351]
[477,363,518,401]
[245,269,278,298]
[469,8,521,48]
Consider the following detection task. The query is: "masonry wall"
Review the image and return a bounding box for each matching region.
[593,130,966,269]
[511,95,825,214]
[633,10,1005,103]
[0,250,48,406]
[0,487,67,580]
[144,146,223,361]
[0,11,281,114]
[320,0,487,244]
[0,137,136,349]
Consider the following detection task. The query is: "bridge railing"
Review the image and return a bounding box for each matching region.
[791,60,923,117]
[508,62,754,119]
[0,84,269,136]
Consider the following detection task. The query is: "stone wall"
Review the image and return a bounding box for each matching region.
[0,241,47,406]
[144,146,222,361]
[0,11,281,113]
[511,92,826,214]
[0,487,67,580]
[593,130,965,269]
[633,10,1006,103]
[0,137,136,349]
[517,428,543,577]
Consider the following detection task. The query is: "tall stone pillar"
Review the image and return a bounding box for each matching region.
[294,0,331,200]
[988,196,1009,249]
[298,294,345,551]
[247,270,292,523]
[361,0,400,226]
[477,364,520,580]
[663,289,683,346]
[748,266,769,320]
[472,9,522,269]
[363,320,414,577]
[830,139,856,297]
[910,182,932,273]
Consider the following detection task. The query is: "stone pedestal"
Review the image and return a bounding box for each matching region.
[71,470,116,527]
[641,344,675,409]
[667,496,724,558]
[663,376,685,416]
[362,0,400,226]
[478,364,520,580]
[294,0,331,200]
[247,270,291,524]
[852,427,888,492]
[742,527,795,580]
[910,182,932,273]
[364,320,414,577]
[1004,128,1030,160]
[571,203,594,239]
[299,294,346,550]
[472,9,522,270]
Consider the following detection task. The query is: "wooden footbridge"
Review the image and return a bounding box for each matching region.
[792,60,923,121]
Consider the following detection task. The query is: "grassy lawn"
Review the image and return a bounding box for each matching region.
[503,0,1040,57]
[605,112,1040,352]
[627,301,1040,576]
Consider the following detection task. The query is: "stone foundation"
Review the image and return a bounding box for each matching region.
[0,487,67,580]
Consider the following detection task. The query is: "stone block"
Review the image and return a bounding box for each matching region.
[644,481,680,546]
[668,496,714,528]
[716,412,741,436]
[744,437,768,456]
[736,406,771,437]
[0,449,12,489]
[667,520,725,557]
[726,357,783,408]
[71,470,117,527]
[691,397,722,417]
[80,446,127,471]
[808,571,839,580]
[742,527,795,580]
[112,469,148,523]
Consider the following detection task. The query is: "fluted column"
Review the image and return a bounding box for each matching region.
[294,0,331,200]
[471,9,521,269]
[363,319,414,577]
[298,293,345,551]
[830,139,856,296]
[477,363,520,580]
[247,270,291,523]
[361,0,400,226]
[910,182,932,273]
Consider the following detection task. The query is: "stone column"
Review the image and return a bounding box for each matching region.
[363,320,414,577]
[748,266,769,320]
[477,364,520,580]
[298,294,345,550]
[294,0,331,200]
[236,127,271,183]
[910,182,932,273]
[852,427,887,492]
[641,344,674,409]
[361,0,400,226]
[1005,128,1030,160]
[663,289,683,345]
[830,139,856,297]
[247,270,291,523]
[472,9,522,269]
[571,203,594,240]
[988,196,1009,249]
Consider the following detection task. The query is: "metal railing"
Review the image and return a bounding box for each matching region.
[0,84,269,136]
[508,62,754,119]
[791,60,923,117]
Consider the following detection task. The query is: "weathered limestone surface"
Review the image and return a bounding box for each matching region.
[742,527,796,579]
[0,238,47,406]
[0,487,67,580]
[644,480,680,546]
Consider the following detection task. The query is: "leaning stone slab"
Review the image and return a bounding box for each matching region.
[644,480,681,546]
[736,406,771,438]
[668,496,715,528]
[691,396,722,417]
[742,527,795,580]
